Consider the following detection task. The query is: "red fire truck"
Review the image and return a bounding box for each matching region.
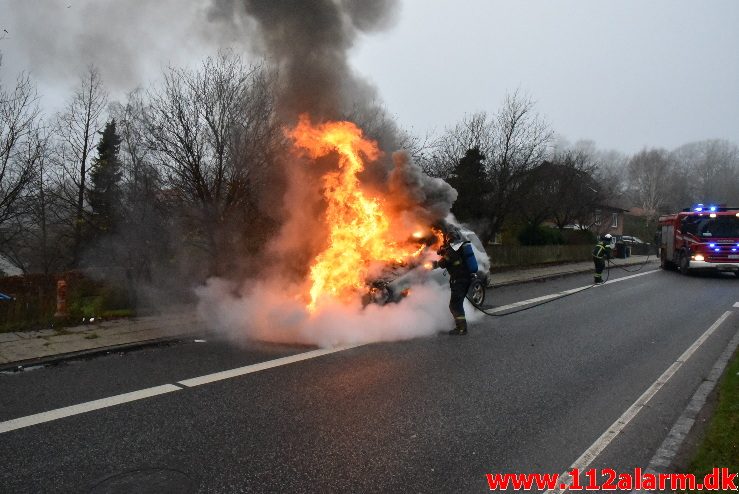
[657,205,739,276]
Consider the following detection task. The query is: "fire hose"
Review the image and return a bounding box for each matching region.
[606,252,653,272]
[465,251,654,317]
[465,278,602,317]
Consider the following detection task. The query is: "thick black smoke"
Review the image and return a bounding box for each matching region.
[2,0,397,122]
[203,0,462,281]
[1,1,224,94]
[387,151,458,223]
[207,0,399,121]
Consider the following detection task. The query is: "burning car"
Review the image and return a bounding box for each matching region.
[364,228,490,307]
[288,116,484,313]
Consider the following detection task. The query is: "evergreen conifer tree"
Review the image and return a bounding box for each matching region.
[88,120,123,233]
[448,147,488,223]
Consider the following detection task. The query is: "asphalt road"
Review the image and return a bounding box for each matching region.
[1,265,737,493]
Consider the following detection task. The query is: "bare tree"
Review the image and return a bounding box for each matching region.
[0,64,54,273]
[145,52,281,275]
[428,112,494,180]
[53,65,108,267]
[1,126,70,274]
[27,129,69,274]
[627,148,672,230]
[593,149,628,202]
[108,92,165,282]
[429,91,553,243]
[670,140,739,207]
[518,150,601,229]
[0,68,40,231]
[486,92,553,236]
[397,128,435,172]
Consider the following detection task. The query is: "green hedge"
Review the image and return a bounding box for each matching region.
[0,272,132,333]
[517,224,565,246]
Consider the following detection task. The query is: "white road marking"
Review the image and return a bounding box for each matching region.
[0,384,181,434]
[544,310,734,494]
[636,325,739,485]
[488,269,658,313]
[0,270,660,435]
[602,269,657,284]
[0,346,363,435]
[734,302,739,308]
[177,345,362,387]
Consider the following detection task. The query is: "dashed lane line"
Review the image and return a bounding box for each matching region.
[0,269,660,435]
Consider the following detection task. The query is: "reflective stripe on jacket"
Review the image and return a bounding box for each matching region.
[592,243,607,260]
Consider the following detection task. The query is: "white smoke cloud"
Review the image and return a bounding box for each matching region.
[195,277,476,348]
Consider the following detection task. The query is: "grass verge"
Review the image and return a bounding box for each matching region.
[681,348,738,492]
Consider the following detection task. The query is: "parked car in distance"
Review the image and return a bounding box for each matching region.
[620,235,645,245]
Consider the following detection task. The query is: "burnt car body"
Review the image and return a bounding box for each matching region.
[365,229,489,307]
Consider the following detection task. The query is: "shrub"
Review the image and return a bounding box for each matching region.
[517,224,565,246]
[562,229,597,245]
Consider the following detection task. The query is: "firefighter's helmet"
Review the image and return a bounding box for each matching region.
[446,227,463,245]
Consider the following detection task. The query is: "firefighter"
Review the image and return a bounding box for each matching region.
[433,226,475,335]
[592,234,612,284]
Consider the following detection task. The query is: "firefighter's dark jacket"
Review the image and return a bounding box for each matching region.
[438,242,472,279]
[592,242,611,260]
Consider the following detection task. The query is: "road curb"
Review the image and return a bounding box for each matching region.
[0,333,205,372]
[630,317,739,493]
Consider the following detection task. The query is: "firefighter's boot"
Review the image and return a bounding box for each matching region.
[448,317,468,336]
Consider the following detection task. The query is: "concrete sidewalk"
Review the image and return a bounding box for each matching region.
[0,312,202,369]
[0,256,657,369]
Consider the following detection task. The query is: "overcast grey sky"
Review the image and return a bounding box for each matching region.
[1,0,738,154]
[351,0,739,153]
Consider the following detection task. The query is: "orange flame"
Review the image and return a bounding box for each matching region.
[288,115,422,310]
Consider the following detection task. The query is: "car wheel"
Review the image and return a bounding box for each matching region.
[468,279,485,306]
[679,253,691,276]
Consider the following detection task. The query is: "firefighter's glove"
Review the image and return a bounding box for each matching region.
[431,260,439,269]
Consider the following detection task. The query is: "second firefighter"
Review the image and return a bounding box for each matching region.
[592,234,612,284]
